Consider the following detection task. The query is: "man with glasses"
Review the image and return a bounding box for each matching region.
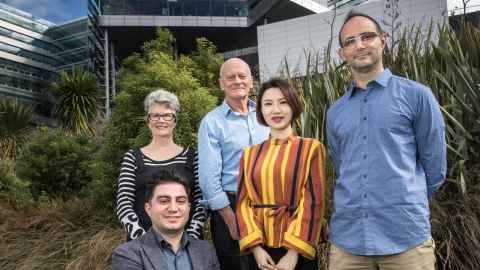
[198,58,270,270]
[326,10,446,270]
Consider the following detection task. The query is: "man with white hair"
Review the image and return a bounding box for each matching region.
[198,58,270,270]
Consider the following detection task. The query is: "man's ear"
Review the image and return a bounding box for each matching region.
[145,201,151,218]
[380,33,387,49]
[219,78,225,92]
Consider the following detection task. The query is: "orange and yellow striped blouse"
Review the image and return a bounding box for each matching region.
[236,134,326,259]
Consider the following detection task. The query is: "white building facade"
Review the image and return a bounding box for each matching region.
[257,0,448,80]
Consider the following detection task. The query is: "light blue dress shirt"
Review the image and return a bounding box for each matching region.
[197,100,270,210]
[326,69,447,256]
[155,232,192,270]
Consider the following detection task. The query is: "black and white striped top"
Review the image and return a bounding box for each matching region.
[116,147,206,240]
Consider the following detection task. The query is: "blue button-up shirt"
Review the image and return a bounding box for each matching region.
[198,100,270,210]
[154,232,192,270]
[326,69,446,255]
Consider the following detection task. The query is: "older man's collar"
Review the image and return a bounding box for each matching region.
[347,69,392,99]
[221,99,257,116]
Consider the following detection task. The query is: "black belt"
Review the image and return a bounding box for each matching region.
[253,204,282,209]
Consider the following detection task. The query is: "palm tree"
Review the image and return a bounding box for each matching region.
[0,98,33,160]
[52,67,99,135]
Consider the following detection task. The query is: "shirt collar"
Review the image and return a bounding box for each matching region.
[347,68,392,99]
[269,133,298,145]
[154,230,190,250]
[220,99,257,116]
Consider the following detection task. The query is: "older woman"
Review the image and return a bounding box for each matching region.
[236,78,326,270]
[116,89,206,240]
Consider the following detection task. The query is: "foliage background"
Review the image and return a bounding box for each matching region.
[15,127,97,200]
[1,19,479,270]
[87,28,221,210]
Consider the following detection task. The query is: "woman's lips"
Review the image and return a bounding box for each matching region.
[271,116,283,123]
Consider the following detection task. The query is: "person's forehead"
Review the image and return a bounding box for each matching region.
[341,16,378,37]
[222,61,250,75]
[148,102,174,112]
[152,183,187,197]
[263,87,284,98]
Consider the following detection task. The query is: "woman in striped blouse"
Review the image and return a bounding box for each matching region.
[236,78,326,270]
[116,89,206,241]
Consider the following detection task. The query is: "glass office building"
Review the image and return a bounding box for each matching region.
[46,18,90,72]
[0,3,58,105]
[0,0,324,116]
[0,3,100,115]
[100,0,249,17]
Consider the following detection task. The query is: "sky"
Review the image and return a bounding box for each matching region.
[0,0,86,24]
[0,0,478,25]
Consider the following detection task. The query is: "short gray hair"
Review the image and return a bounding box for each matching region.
[144,89,180,113]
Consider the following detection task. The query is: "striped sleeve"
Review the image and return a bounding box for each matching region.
[282,141,326,259]
[186,150,207,239]
[237,150,264,252]
[116,150,146,240]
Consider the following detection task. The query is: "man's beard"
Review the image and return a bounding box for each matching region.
[350,53,381,74]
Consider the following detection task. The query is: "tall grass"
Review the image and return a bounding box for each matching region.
[287,21,480,270]
[0,199,123,270]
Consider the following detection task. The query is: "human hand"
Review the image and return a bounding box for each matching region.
[218,206,239,240]
[276,249,298,270]
[252,246,276,270]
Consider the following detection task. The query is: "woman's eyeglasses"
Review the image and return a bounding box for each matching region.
[147,113,176,122]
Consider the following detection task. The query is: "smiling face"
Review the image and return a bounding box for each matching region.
[260,87,293,132]
[147,102,176,138]
[145,182,191,235]
[219,58,253,103]
[337,16,386,75]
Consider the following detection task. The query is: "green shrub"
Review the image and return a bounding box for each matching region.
[0,97,33,160]
[0,159,32,205]
[87,28,218,209]
[15,127,97,199]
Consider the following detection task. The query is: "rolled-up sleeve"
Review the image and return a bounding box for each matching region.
[198,117,229,210]
[414,87,447,199]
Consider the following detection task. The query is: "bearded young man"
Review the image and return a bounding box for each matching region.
[326,10,446,270]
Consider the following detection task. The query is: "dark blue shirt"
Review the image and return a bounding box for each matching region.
[154,232,192,270]
[326,69,446,255]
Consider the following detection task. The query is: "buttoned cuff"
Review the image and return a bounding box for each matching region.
[206,191,230,210]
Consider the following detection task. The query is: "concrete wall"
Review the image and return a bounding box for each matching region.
[257,0,448,80]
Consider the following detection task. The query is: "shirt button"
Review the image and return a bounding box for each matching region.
[363,136,367,140]
[364,213,368,218]
[363,155,367,159]
[364,193,368,198]
[363,99,367,103]
[363,117,367,120]
[363,174,367,178]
